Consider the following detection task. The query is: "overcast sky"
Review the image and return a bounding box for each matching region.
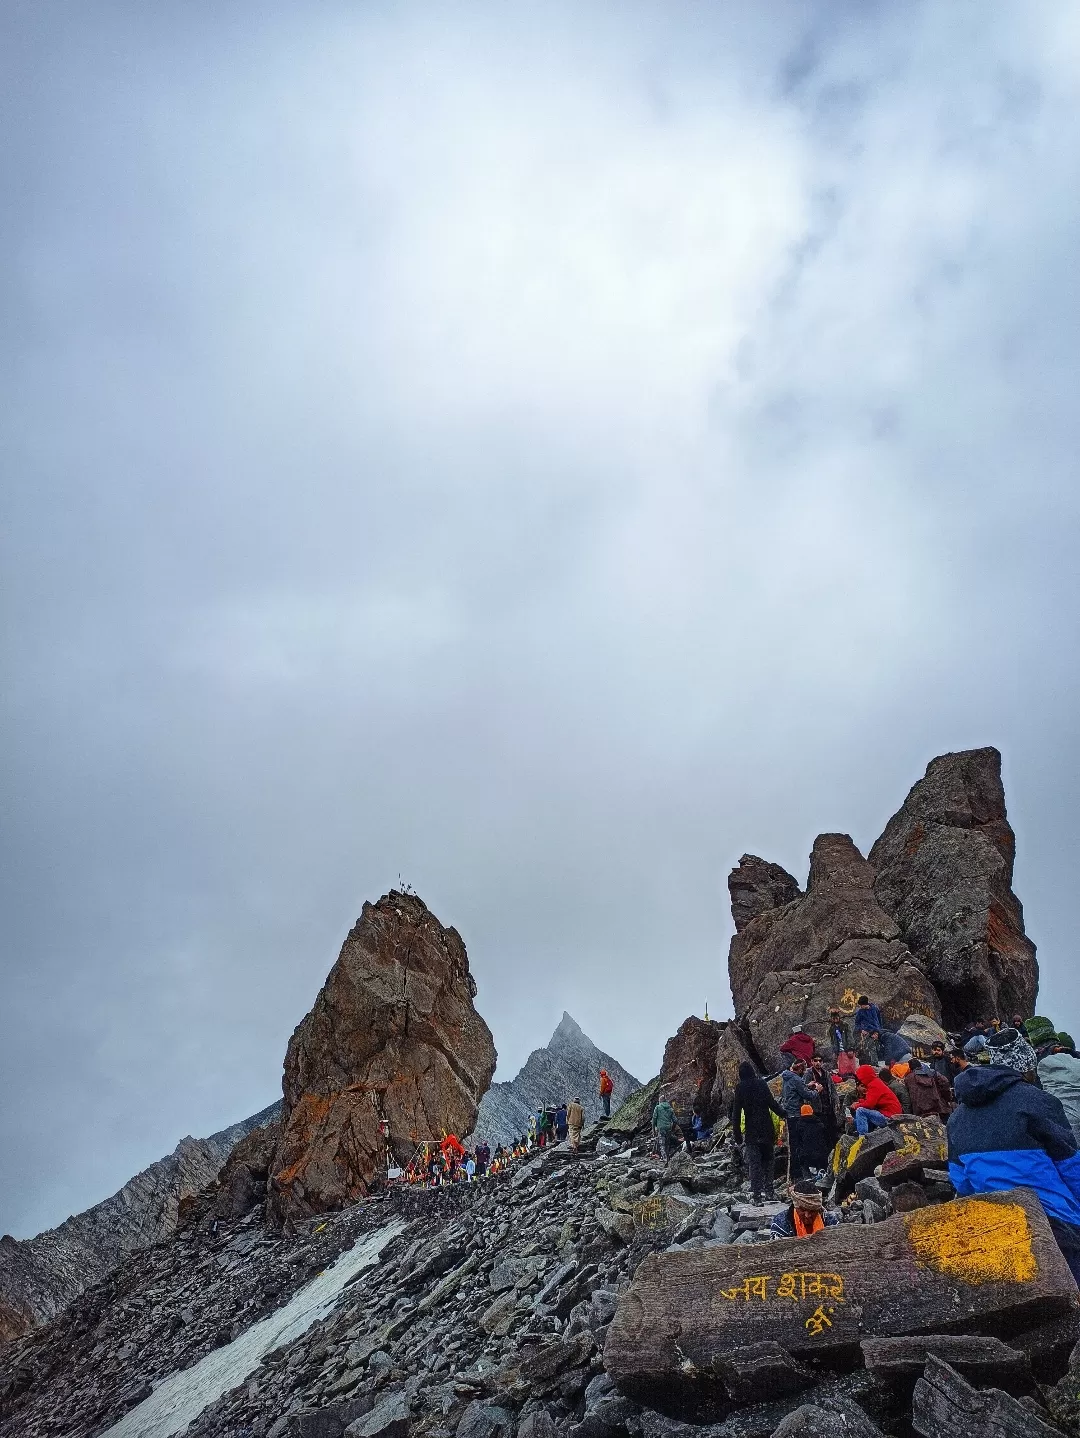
[3,1,1080,1238]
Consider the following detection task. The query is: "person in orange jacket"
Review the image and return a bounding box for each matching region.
[598,1068,614,1118]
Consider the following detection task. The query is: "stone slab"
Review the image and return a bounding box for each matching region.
[604,1190,1079,1398]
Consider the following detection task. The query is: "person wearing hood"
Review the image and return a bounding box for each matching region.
[1038,1044,1080,1144]
[948,1027,1080,1284]
[850,1064,902,1135]
[731,1060,785,1205]
[876,1029,913,1068]
[598,1068,614,1117]
[904,1059,953,1119]
[769,1180,841,1239]
[779,1026,816,1067]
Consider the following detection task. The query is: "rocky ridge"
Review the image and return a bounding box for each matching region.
[5,1111,1080,1438]
[0,1101,280,1343]
[470,1014,641,1150]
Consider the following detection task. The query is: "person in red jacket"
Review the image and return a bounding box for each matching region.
[598,1068,614,1117]
[779,1027,816,1067]
[851,1064,902,1135]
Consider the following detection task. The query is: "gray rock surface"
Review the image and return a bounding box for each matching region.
[470,1013,640,1149]
[0,1101,280,1340]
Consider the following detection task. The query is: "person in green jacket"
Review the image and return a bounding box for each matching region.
[652,1094,679,1161]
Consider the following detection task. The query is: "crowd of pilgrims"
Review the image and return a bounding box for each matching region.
[713,997,1080,1256]
[397,1084,608,1188]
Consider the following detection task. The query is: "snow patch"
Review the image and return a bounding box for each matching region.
[99,1220,405,1438]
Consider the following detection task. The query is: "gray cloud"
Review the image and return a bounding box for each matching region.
[3,1,1079,1236]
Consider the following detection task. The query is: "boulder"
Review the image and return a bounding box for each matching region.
[911,1355,1058,1438]
[604,1190,1079,1399]
[769,1405,885,1438]
[660,1017,724,1126]
[269,891,496,1222]
[727,834,940,1072]
[877,1117,948,1188]
[869,747,1038,1029]
[715,1343,814,1405]
[861,1335,1032,1391]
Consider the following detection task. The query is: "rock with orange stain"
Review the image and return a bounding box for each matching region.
[870,746,1038,1030]
[604,1188,1078,1396]
[268,891,496,1223]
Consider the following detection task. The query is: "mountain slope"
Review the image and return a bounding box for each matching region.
[470,1012,640,1148]
[0,1101,281,1341]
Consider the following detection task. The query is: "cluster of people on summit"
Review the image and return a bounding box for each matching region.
[718,996,1080,1273]
[398,1070,615,1187]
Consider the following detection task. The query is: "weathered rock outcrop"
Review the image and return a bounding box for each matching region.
[728,834,939,1071]
[729,856,803,934]
[0,1101,279,1342]
[723,748,1037,1067]
[659,1017,723,1123]
[869,747,1038,1028]
[470,1013,639,1150]
[269,891,496,1222]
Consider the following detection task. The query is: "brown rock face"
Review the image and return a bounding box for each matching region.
[659,1017,723,1123]
[869,746,1038,1028]
[728,833,940,1071]
[728,855,803,933]
[269,891,496,1222]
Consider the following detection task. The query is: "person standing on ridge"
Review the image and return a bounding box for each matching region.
[853,996,885,1064]
[599,1068,614,1118]
[827,1007,853,1060]
[731,1060,785,1205]
[567,1096,585,1151]
[652,1092,678,1161]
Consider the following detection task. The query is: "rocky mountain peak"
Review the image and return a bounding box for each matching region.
[470,1016,640,1150]
[547,1011,587,1055]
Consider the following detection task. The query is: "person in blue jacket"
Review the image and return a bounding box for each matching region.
[947,1026,1080,1285]
[853,996,885,1064]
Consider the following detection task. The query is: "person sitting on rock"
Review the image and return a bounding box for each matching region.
[903,1058,953,1119]
[769,1179,840,1239]
[652,1092,679,1161]
[566,1097,586,1151]
[876,1028,912,1068]
[691,1109,712,1144]
[827,1007,853,1060]
[598,1068,614,1117]
[836,1048,859,1078]
[948,1026,1080,1284]
[853,996,885,1063]
[850,1064,902,1135]
[1038,1039,1080,1145]
[779,1026,816,1067]
[731,1060,785,1204]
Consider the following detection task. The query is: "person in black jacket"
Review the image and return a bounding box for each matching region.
[731,1060,785,1204]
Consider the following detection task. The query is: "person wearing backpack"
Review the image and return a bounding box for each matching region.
[599,1069,614,1117]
